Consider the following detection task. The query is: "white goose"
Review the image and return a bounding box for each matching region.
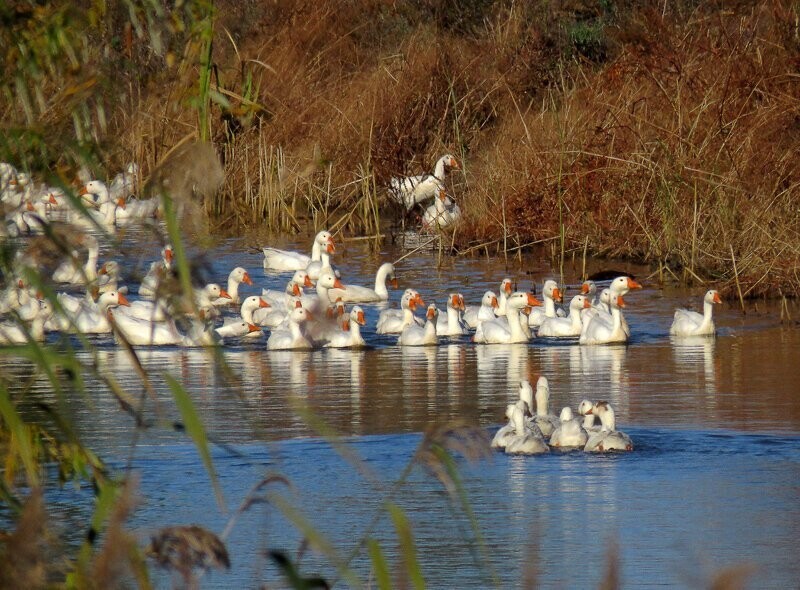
[305,268,345,316]
[421,189,461,230]
[328,262,397,303]
[583,401,634,452]
[538,294,591,337]
[504,403,550,455]
[215,320,262,339]
[578,399,601,432]
[266,306,316,350]
[585,276,642,336]
[436,293,469,336]
[239,295,271,325]
[261,270,314,308]
[262,230,334,272]
[71,180,122,228]
[325,306,367,348]
[670,289,722,337]
[549,407,589,449]
[65,291,131,334]
[579,294,628,345]
[138,245,173,299]
[376,289,424,334]
[109,308,218,347]
[473,292,541,344]
[495,279,514,316]
[463,290,499,329]
[398,304,439,346]
[0,301,53,344]
[214,267,252,305]
[531,376,560,438]
[388,154,460,210]
[52,235,100,286]
[528,280,562,327]
[490,402,522,450]
[97,261,127,295]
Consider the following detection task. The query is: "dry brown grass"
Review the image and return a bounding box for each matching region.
[4,1,798,295]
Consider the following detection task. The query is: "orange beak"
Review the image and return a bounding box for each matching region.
[342,319,350,331]
[586,407,594,415]
[99,263,108,275]
[304,276,314,288]
[79,186,88,196]
[219,288,232,300]
[409,299,418,311]
[17,279,24,288]
[713,292,722,304]
[48,193,58,205]
[242,272,252,285]
[117,197,127,209]
[292,283,301,296]
[247,323,260,333]
[165,249,173,264]
[583,298,591,309]
[426,307,436,320]
[25,201,34,211]
[617,295,626,308]
[390,278,399,289]
[117,293,131,307]
[627,278,642,290]
[450,157,460,169]
[504,282,513,295]
[581,283,590,294]
[527,294,543,307]
[326,242,336,254]
[295,300,302,308]
[333,277,345,289]
[552,287,563,302]
[491,296,498,308]
[305,310,315,321]
[415,294,425,306]
[326,308,334,319]
[258,297,270,308]
[357,310,366,325]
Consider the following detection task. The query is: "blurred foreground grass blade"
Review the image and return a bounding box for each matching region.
[431,445,499,587]
[71,477,120,587]
[164,374,225,511]
[0,387,40,488]
[266,491,363,589]
[388,502,425,590]
[366,538,391,590]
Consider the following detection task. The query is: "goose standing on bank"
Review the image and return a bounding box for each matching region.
[388,154,460,211]
[670,289,722,337]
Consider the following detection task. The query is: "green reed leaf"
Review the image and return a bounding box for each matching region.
[388,502,425,590]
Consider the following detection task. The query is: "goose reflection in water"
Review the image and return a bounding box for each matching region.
[445,344,467,404]
[476,343,530,392]
[401,345,439,394]
[325,348,366,429]
[671,335,717,394]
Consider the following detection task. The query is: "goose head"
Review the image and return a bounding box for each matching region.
[481,290,499,309]
[610,276,642,295]
[500,278,513,296]
[162,245,174,266]
[289,306,313,324]
[570,294,591,312]
[507,291,542,310]
[204,283,231,300]
[242,295,270,313]
[351,305,366,326]
[518,380,534,409]
[425,303,438,322]
[292,270,314,288]
[578,400,595,416]
[318,269,344,290]
[559,407,574,422]
[98,291,130,310]
[581,280,596,295]
[230,267,252,285]
[447,293,465,311]
[705,289,722,305]
[587,401,616,431]
[80,180,110,202]
[543,279,562,303]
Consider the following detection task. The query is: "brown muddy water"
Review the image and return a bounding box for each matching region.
[3,229,800,588]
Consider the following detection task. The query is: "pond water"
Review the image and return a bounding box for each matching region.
[4,228,800,588]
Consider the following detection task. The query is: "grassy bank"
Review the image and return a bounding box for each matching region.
[3,1,799,296]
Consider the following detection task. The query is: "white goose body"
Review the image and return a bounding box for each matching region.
[528,280,562,327]
[463,290,499,329]
[262,270,313,308]
[549,407,589,449]
[325,306,367,348]
[580,295,628,345]
[0,301,53,344]
[398,304,439,346]
[388,154,459,210]
[538,294,590,337]
[215,320,262,339]
[670,290,721,337]
[66,291,130,334]
[473,292,540,344]
[376,290,424,334]
[266,307,316,350]
[504,404,550,455]
[583,402,634,452]
[579,400,601,433]
[214,267,252,305]
[531,377,560,438]
[422,190,461,230]
[491,403,521,450]
[436,293,469,336]
[262,230,333,272]
[329,262,396,303]
[138,245,173,299]
[52,236,100,286]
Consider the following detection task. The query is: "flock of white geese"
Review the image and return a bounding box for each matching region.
[2,159,725,453]
[491,377,633,454]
